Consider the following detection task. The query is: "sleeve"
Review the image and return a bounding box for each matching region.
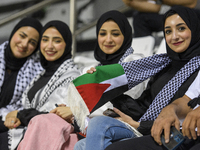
[17,108,48,126]
[137,121,154,135]
[185,70,200,99]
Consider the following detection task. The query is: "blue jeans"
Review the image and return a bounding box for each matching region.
[74,116,136,150]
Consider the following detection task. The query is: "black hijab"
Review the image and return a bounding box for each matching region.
[5,17,42,70]
[39,20,72,74]
[164,6,200,62]
[27,20,72,101]
[94,10,132,65]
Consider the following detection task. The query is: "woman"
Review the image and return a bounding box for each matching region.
[0,17,43,132]
[83,10,146,100]
[3,20,80,150]
[74,6,200,150]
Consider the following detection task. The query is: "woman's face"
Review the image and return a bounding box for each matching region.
[40,27,66,61]
[164,14,191,53]
[98,20,124,54]
[10,26,39,59]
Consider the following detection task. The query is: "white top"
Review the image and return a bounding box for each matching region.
[185,70,200,99]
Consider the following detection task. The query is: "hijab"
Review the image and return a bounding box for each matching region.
[94,10,132,65]
[164,6,200,62]
[39,20,72,74]
[5,17,42,70]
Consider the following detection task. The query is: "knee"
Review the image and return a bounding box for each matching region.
[74,138,86,150]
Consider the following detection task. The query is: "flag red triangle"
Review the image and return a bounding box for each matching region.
[76,83,110,112]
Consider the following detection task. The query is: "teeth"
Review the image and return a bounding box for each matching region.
[46,51,55,54]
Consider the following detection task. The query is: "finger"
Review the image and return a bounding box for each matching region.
[182,121,192,139]
[151,122,164,145]
[14,121,21,128]
[113,108,124,116]
[164,125,172,144]
[174,119,180,132]
[197,119,200,137]
[50,108,57,113]
[190,121,197,140]
[90,67,96,72]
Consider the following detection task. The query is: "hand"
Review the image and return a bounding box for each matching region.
[87,67,96,74]
[4,110,21,129]
[151,105,180,145]
[182,106,200,140]
[4,117,21,129]
[50,106,73,123]
[113,107,140,128]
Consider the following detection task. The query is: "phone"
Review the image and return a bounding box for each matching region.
[161,126,185,150]
[103,108,120,118]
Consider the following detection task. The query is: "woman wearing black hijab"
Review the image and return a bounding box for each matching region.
[0,17,43,133]
[84,10,147,99]
[3,20,80,150]
[74,6,200,150]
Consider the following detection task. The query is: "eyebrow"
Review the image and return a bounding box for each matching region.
[20,31,38,43]
[99,29,121,32]
[42,35,63,40]
[164,23,186,29]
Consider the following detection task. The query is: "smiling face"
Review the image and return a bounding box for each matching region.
[10,26,39,59]
[164,14,191,53]
[98,20,124,54]
[40,27,66,61]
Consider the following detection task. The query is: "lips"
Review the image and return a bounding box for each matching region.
[173,41,183,46]
[17,46,26,52]
[104,45,114,48]
[45,50,56,56]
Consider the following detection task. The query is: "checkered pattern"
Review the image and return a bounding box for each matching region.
[139,56,200,121]
[121,53,200,122]
[121,53,171,89]
[0,41,43,117]
[23,59,77,110]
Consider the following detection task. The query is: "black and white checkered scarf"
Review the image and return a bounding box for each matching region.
[0,42,43,119]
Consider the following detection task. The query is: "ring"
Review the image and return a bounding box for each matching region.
[11,121,14,123]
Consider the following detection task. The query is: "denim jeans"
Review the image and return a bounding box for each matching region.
[74,116,136,150]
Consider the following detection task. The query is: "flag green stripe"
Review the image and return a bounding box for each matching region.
[73,64,125,87]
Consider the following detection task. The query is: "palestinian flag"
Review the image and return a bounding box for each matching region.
[67,63,128,133]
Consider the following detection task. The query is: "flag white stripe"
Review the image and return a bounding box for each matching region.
[101,74,128,93]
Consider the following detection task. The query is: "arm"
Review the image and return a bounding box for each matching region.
[122,0,161,13]
[161,0,197,8]
[151,95,192,145]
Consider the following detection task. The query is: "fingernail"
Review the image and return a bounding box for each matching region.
[165,139,169,143]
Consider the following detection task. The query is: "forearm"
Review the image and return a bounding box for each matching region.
[161,0,197,8]
[128,1,161,13]
[170,95,192,119]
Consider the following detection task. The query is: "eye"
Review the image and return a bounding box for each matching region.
[178,26,186,31]
[55,40,61,43]
[112,33,120,37]
[19,34,25,38]
[99,32,106,36]
[30,41,37,46]
[165,29,171,35]
[42,38,48,42]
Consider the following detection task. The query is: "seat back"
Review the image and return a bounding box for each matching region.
[131,36,155,57]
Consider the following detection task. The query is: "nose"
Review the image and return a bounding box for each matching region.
[22,39,29,48]
[47,40,53,49]
[105,34,112,43]
[172,30,179,40]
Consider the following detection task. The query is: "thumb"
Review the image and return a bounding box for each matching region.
[113,107,124,117]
